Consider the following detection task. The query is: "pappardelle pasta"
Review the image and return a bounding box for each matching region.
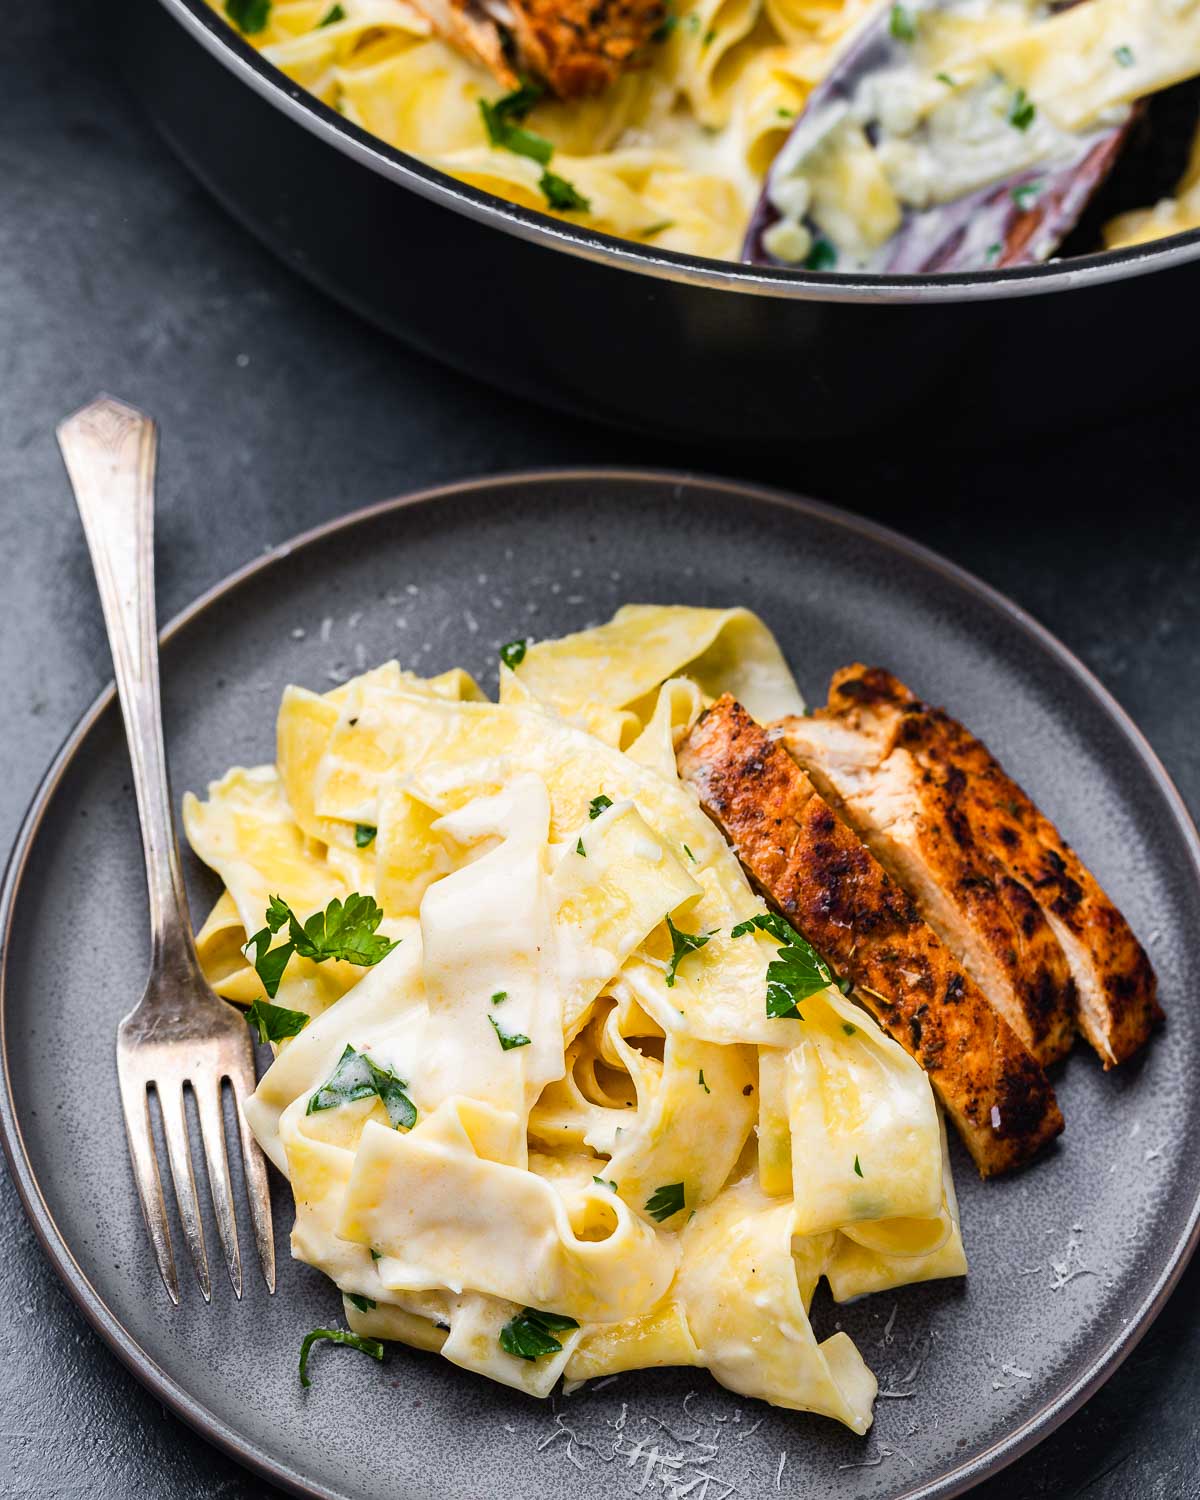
[184,605,966,1428]
[209,0,1200,271]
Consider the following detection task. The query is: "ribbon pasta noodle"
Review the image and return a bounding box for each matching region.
[206,0,871,260]
[184,603,967,1429]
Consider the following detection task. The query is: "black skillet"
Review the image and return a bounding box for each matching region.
[115,0,1200,447]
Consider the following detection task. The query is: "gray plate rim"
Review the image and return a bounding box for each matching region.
[2,467,1198,1500]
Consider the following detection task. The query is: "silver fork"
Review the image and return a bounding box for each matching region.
[57,395,275,1305]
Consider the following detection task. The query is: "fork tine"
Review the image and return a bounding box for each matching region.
[195,1080,243,1298]
[157,1081,212,1302]
[226,1053,276,1293]
[117,1064,180,1306]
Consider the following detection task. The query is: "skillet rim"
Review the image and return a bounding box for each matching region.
[2,466,1200,1500]
[153,0,1200,304]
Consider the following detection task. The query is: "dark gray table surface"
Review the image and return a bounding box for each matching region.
[3,3,1199,1498]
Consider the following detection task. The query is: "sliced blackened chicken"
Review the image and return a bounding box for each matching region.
[778,679,1076,1067]
[810,666,1160,1068]
[678,695,1064,1177]
[412,0,669,97]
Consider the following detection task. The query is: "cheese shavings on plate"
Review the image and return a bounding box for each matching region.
[183,603,966,1432]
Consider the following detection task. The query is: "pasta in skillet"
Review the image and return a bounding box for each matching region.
[184,605,966,1428]
[210,0,1200,271]
[206,0,873,261]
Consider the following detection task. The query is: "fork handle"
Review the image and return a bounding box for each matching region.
[58,397,196,974]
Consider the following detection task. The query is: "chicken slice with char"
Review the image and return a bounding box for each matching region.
[806,665,1160,1068]
[411,0,669,98]
[777,681,1077,1067]
[677,695,1064,1177]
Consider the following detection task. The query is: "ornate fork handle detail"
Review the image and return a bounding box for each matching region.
[57,395,274,1304]
[58,397,197,978]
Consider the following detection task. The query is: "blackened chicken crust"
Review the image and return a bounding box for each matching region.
[817,665,1161,1068]
[779,687,1076,1068]
[412,0,669,97]
[678,694,1064,1177]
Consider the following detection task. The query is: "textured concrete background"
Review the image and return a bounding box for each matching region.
[2,2,1200,1497]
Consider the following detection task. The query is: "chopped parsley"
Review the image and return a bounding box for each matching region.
[225,0,271,33]
[354,823,377,848]
[369,1249,382,1260]
[491,990,508,1005]
[935,70,956,86]
[664,915,715,988]
[853,1155,864,1178]
[842,1022,858,1036]
[346,1293,376,1313]
[698,1069,710,1094]
[298,1327,384,1387]
[730,912,831,1019]
[588,794,613,819]
[244,893,399,998]
[645,1182,686,1222]
[702,26,716,45]
[683,844,696,863]
[1008,88,1036,131]
[889,4,916,41]
[986,242,1003,262]
[245,997,310,1045]
[836,974,854,997]
[318,2,345,22]
[1011,180,1042,210]
[576,837,587,857]
[306,1044,417,1129]
[479,84,553,164]
[499,1307,578,1361]
[593,1175,618,1191]
[540,170,591,213]
[1114,44,1135,66]
[489,1014,532,1050]
[652,3,677,41]
[776,107,795,120]
[500,637,528,669]
[805,237,837,272]
[639,219,676,236]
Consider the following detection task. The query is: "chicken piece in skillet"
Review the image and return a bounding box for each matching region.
[411,0,669,97]
[677,695,1064,1177]
[790,666,1160,1068]
[777,677,1077,1068]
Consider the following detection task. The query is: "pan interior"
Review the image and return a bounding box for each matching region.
[3,473,1198,1500]
[150,0,1200,304]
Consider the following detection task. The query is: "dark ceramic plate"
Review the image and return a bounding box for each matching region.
[2,472,1199,1500]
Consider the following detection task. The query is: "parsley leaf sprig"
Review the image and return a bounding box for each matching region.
[244,893,399,998]
[226,0,271,33]
[245,997,310,1045]
[500,637,528,669]
[478,84,591,213]
[889,3,916,41]
[298,1327,384,1387]
[664,915,716,988]
[645,1182,686,1222]
[307,1044,417,1129]
[480,82,552,164]
[489,1014,532,1051]
[499,1307,579,1361]
[539,170,591,213]
[1008,88,1036,131]
[730,912,831,1019]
